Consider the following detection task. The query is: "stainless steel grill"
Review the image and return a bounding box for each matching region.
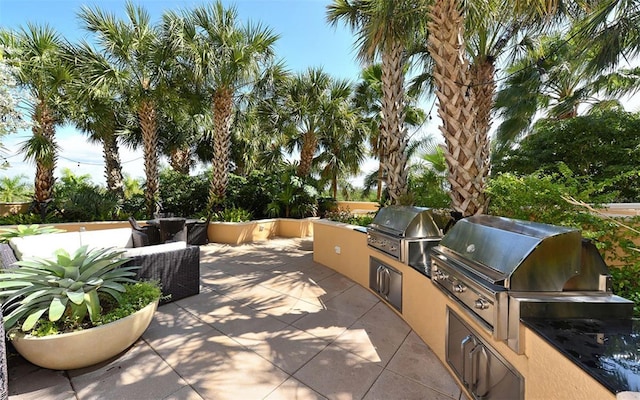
[431,215,633,353]
[367,206,451,276]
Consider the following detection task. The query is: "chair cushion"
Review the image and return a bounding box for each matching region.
[132,230,149,248]
[9,232,82,260]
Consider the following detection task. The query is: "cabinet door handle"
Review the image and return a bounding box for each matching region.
[460,335,475,387]
[376,266,384,294]
[474,346,490,397]
[383,268,391,296]
[469,342,484,393]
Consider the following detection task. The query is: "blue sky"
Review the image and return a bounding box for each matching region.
[1,0,374,185]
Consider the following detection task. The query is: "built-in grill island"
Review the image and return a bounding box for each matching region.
[431,215,634,354]
[367,206,451,277]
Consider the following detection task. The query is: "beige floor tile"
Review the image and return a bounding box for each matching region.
[219,312,289,346]
[357,301,409,332]
[8,363,75,400]
[298,262,337,282]
[224,283,291,310]
[312,273,355,300]
[170,343,289,400]
[332,319,409,367]
[387,331,461,399]
[249,327,330,374]
[143,303,218,349]
[363,369,454,400]
[292,308,359,341]
[324,284,379,319]
[162,385,205,400]
[294,343,384,400]
[69,341,189,400]
[258,294,325,325]
[264,377,328,400]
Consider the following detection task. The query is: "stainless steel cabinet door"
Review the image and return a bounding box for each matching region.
[446,308,523,400]
[369,257,402,313]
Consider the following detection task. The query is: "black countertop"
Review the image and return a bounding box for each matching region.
[522,318,640,394]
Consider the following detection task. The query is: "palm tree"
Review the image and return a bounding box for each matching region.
[493,33,640,153]
[65,42,126,200]
[327,0,429,205]
[173,1,279,209]
[426,0,559,215]
[79,2,169,218]
[317,118,366,199]
[277,67,360,179]
[353,63,427,202]
[578,0,640,73]
[1,24,71,210]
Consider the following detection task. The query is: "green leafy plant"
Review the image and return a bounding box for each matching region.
[0,246,141,332]
[0,224,66,243]
[211,207,253,222]
[324,209,375,227]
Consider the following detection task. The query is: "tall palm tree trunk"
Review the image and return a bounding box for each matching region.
[470,58,495,185]
[428,0,487,215]
[209,88,233,207]
[380,40,408,205]
[297,130,318,177]
[102,132,125,201]
[139,99,159,218]
[32,102,57,204]
[375,129,384,201]
[169,147,191,174]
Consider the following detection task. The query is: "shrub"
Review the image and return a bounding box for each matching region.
[325,210,375,227]
[211,207,253,222]
[158,169,209,217]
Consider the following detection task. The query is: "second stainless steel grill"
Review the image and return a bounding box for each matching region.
[431,215,633,353]
[367,206,451,276]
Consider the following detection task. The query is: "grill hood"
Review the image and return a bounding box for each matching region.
[368,206,446,238]
[437,215,582,291]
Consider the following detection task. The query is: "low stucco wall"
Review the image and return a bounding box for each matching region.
[312,219,615,400]
[0,202,30,217]
[207,218,316,245]
[335,201,379,214]
[0,221,131,232]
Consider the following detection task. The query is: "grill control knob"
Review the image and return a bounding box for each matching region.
[474,298,489,310]
[433,270,448,281]
[454,283,466,293]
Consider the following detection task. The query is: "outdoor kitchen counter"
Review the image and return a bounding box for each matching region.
[522,317,640,394]
[312,219,619,400]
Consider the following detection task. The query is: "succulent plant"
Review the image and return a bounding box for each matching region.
[0,246,139,332]
[0,224,65,244]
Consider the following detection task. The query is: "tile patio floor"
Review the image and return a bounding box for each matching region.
[7,237,463,400]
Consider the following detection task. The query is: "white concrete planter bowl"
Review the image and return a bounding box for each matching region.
[10,299,158,370]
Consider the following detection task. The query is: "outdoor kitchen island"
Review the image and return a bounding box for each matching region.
[313,218,639,400]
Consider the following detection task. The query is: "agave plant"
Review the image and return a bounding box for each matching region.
[0,224,65,244]
[0,246,138,332]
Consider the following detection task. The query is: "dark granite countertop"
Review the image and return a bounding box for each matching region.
[522,318,640,394]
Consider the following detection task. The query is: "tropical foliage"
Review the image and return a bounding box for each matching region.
[0,0,639,226]
[494,109,640,202]
[1,24,71,209]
